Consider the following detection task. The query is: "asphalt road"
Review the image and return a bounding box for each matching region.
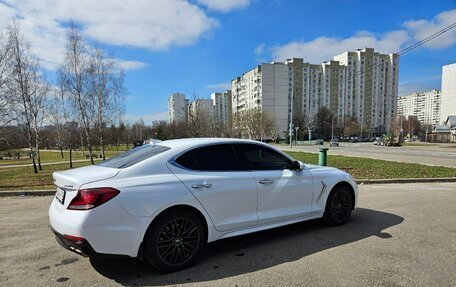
[1,183,455,286]
[278,142,456,168]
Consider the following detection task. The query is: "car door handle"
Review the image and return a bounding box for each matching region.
[258,179,275,185]
[191,183,212,189]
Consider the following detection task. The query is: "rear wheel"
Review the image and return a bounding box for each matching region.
[323,186,353,226]
[144,209,205,272]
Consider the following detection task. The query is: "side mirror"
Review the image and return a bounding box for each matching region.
[292,160,302,171]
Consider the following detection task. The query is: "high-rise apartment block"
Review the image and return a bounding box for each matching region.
[167,92,232,128]
[397,90,441,126]
[211,91,232,128]
[441,63,456,124]
[232,63,289,135]
[188,99,214,117]
[168,93,188,123]
[231,48,399,138]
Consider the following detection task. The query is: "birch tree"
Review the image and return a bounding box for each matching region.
[6,23,44,173]
[88,48,125,160]
[58,25,96,164]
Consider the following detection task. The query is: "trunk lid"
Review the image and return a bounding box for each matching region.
[53,165,121,190]
[52,165,121,210]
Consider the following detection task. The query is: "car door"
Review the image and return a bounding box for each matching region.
[167,144,258,232]
[234,143,314,225]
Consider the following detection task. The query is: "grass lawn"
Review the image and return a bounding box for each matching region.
[0,150,122,166]
[0,161,91,191]
[285,151,456,180]
[1,151,455,191]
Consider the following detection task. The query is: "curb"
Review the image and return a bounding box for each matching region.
[0,190,55,197]
[1,177,456,196]
[356,177,456,184]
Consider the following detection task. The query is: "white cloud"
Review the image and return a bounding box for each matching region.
[254,43,265,55]
[0,0,219,70]
[271,9,456,63]
[398,75,441,96]
[196,0,250,12]
[272,30,409,63]
[111,59,148,71]
[206,82,232,90]
[125,111,168,124]
[405,9,456,49]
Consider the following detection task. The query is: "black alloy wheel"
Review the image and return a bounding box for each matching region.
[324,186,353,225]
[145,209,205,272]
[157,218,200,266]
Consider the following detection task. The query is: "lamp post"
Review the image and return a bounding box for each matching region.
[308,123,312,144]
[289,70,294,149]
[295,126,300,145]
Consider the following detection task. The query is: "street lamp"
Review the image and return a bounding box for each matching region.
[295,126,300,145]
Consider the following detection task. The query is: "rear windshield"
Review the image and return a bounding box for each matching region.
[97,144,170,169]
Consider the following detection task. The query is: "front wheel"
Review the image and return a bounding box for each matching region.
[144,209,205,272]
[323,186,354,226]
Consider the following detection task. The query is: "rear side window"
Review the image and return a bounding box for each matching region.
[175,144,242,171]
[97,144,170,169]
[234,144,293,170]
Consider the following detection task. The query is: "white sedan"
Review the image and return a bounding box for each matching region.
[49,138,358,272]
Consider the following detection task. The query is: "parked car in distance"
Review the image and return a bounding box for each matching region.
[314,139,324,145]
[49,138,358,272]
[330,138,339,147]
[373,137,384,146]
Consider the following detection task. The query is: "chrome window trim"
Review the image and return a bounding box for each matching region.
[167,141,296,172]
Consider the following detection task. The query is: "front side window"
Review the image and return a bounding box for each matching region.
[175,144,242,171]
[97,144,170,169]
[234,144,293,170]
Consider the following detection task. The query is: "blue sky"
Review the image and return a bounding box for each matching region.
[1,0,456,123]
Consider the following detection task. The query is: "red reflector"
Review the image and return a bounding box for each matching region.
[63,234,85,245]
[68,187,120,210]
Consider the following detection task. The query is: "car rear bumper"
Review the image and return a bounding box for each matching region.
[48,197,148,257]
[51,227,96,257]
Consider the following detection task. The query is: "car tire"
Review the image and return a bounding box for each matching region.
[323,185,354,226]
[144,209,205,273]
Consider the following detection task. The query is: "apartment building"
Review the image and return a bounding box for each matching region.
[168,93,188,123]
[232,63,289,136]
[397,90,441,126]
[441,63,456,124]
[211,91,232,129]
[231,48,399,138]
[188,98,214,117]
[334,48,399,134]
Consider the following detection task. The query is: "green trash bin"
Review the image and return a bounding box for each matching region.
[319,148,329,166]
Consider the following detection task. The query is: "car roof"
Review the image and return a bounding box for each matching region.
[157,138,263,149]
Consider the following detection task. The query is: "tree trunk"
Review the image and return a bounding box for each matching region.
[60,147,64,159]
[99,124,105,160]
[69,147,73,168]
[34,127,42,171]
[80,131,85,156]
[83,126,94,165]
[28,131,38,174]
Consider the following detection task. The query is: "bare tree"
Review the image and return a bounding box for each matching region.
[187,97,214,137]
[58,25,96,164]
[5,23,46,173]
[0,29,12,125]
[88,48,126,160]
[29,72,49,170]
[233,108,274,140]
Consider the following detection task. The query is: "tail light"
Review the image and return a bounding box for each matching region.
[68,187,120,210]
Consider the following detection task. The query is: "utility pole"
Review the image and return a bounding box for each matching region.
[295,126,300,145]
[331,115,334,139]
[289,69,294,149]
[308,123,312,144]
